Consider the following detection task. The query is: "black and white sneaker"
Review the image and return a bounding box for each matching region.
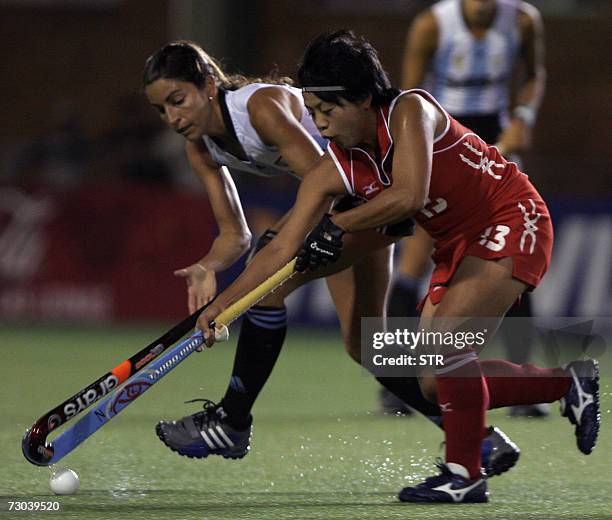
[560,359,600,454]
[438,426,520,477]
[156,399,252,459]
[481,426,521,477]
[399,462,488,503]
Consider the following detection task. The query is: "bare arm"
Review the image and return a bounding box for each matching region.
[497,3,546,154]
[185,140,252,270]
[514,3,546,114]
[173,141,252,312]
[200,155,344,320]
[401,10,438,258]
[248,86,325,179]
[401,9,438,89]
[247,86,326,235]
[331,94,439,233]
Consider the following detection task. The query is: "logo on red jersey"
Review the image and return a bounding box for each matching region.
[459,141,504,180]
[518,199,542,254]
[363,181,380,196]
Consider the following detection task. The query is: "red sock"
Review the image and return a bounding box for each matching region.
[481,360,570,409]
[436,351,489,480]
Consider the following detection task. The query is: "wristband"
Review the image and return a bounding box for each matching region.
[512,105,537,127]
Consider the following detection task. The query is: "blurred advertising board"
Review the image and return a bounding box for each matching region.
[0,183,609,325]
[0,182,214,322]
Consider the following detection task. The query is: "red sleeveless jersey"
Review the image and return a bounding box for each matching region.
[328,89,535,241]
[327,89,553,298]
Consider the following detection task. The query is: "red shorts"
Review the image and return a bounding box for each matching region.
[419,195,553,308]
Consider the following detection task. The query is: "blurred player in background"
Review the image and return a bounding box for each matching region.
[382,0,548,417]
[143,41,519,474]
[197,30,600,503]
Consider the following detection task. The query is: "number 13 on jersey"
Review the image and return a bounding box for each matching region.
[479,224,510,252]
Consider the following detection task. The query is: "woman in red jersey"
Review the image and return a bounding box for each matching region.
[147,40,519,476]
[199,31,600,504]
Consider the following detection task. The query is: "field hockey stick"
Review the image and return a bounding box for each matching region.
[21,304,213,466]
[23,259,297,466]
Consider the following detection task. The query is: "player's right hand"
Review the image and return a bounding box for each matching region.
[496,118,532,156]
[173,263,217,314]
[296,214,345,272]
[197,303,224,349]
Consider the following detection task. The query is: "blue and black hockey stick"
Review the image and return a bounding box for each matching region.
[21,305,210,466]
[35,331,205,465]
[22,259,297,466]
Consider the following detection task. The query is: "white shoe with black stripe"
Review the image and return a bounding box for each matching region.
[156,399,252,459]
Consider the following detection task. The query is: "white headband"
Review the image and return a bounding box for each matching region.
[302,86,347,92]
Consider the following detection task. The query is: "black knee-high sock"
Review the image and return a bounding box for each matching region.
[376,376,442,423]
[387,275,422,318]
[372,339,443,426]
[219,305,287,429]
[499,292,534,364]
[384,277,444,426]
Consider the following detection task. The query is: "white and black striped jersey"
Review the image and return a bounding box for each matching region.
[425,0,521,117]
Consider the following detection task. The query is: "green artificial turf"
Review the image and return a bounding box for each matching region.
[1,324,610,519]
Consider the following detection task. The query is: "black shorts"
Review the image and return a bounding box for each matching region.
[453,113,505,144]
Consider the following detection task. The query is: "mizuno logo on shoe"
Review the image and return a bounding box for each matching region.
[569,366,594,426]
[433,479,484,503]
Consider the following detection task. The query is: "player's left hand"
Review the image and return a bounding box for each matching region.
[496,118,532,156]
[174,263,217,314]
[296,214,345,273]
[196,303,224,349]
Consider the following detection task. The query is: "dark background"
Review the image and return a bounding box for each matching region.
[1,0,610,194]
[0,0,610,323]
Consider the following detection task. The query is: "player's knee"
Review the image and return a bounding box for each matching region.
[344,336,362,363]
[419,375,438,403]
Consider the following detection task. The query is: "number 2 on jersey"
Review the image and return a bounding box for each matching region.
[420,197,447,218]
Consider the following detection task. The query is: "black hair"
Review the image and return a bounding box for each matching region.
[297,30,399,107]
[142,40,292,91]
